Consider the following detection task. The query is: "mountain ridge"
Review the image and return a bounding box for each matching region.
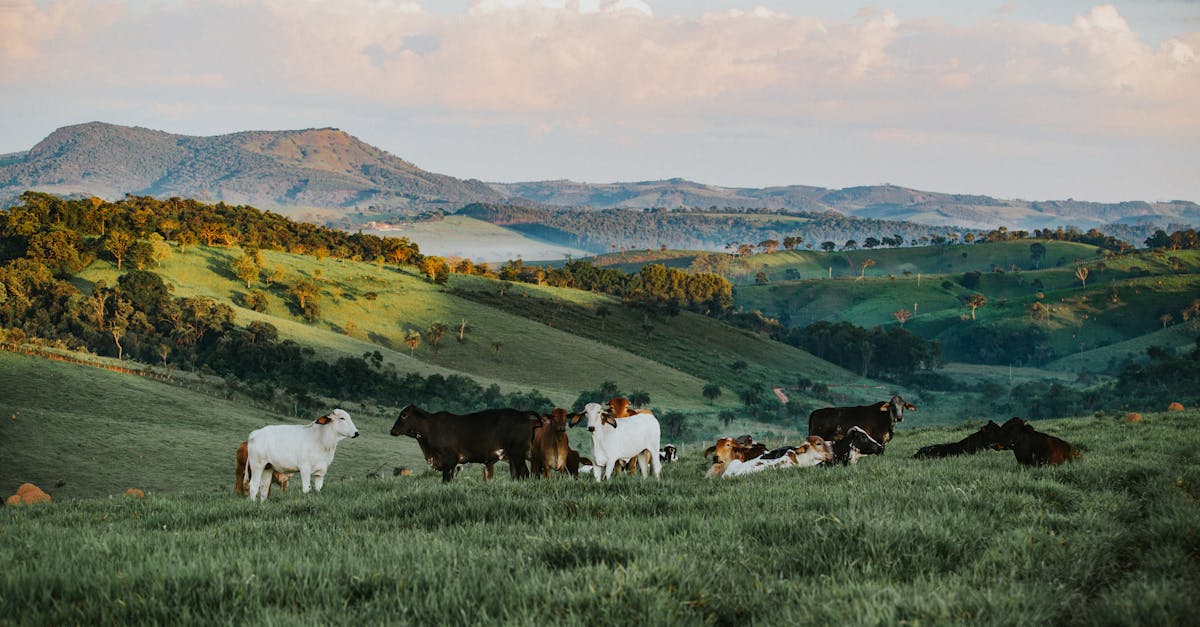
[2,121,1197,232]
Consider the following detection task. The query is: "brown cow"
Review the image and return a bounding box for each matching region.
[999,418,1082,466]
[565,449,593,478]
[913,420,1006,459]
[530,408,571,478]
[235,440,290,496]
[606,397,653,419]
[705,437,769,478]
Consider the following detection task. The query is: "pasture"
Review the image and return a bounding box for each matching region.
[2,350,1197,624]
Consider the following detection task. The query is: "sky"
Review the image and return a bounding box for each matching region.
[1,1,1198,203]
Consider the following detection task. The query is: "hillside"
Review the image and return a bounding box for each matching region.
[489,180,1200,231]
[0,122,503,213]
[734,243,1200,368]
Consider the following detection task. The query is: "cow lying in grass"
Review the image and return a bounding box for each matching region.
[913,420,1005,459]
[999,417,1082,466]
[708,436,833,478]
[827,426,885,465]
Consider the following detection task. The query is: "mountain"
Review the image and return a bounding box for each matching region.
[489,180,1200,231]
[0,122,503,213]
[3,122,1197,233]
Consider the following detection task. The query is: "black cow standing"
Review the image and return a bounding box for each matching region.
[808,394,914,447]
[389,405,539,482]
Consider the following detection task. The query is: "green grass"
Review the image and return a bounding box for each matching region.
[3,366,1196,624]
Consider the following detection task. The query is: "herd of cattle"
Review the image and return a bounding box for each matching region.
[235,395,1082,501]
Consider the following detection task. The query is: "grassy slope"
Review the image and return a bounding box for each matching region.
[0,352,428,500]
[736,247,1200,368]
[2,371,1196,624]
[75,246,767,412]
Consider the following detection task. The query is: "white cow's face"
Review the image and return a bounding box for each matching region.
[583,402,606,433]
[323,408,360,439]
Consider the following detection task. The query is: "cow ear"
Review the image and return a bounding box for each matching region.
[879,404,889,411]
[315,415,332,425]
[905,403,916,410]
[568,413,581,427]
[605,415,618,428]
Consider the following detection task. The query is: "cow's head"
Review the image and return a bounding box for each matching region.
[661,444,678,463]
[710,437,736,464]
[805,435,834,460]
[274,472,290,492]
[316,408,360,439]
[607,397,631,418]
[970,420,1008,450]
[582,402,617,432]
[548,408,569,433]
[389,405,421,437]
[882,395,912,423]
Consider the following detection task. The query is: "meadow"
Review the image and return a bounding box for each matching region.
[2,395,1196,625]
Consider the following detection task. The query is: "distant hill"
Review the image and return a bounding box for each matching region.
[489,180,1200,231]
[3,122,1197,235]
[0,122,503,213]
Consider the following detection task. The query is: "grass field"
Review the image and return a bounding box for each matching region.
[2,353,1196,624]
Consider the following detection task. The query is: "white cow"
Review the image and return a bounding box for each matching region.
[245,408,360,502]
[576,402,662,481]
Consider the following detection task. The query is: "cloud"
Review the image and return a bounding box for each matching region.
[1,1,1197,144]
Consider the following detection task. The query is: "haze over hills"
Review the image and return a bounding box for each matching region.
[2,122,1197,233]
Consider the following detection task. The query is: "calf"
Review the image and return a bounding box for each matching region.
[245,409,360,502]
[705,437,772,478]
[659,444,678,464]
[389,405,539,482]
[235,440,290,496]
[530,408,571,478]
[566,449,593,478]
[914,421,1005,459]
[717,438,834,477]
[828,426,884,465]
[999,418,1082,466]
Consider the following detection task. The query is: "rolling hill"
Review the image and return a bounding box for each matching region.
[0,122,503,213]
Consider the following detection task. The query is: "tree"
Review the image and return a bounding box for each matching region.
[857,258,876,282]
[288,278,321,310]
[104,230,134,270]
[628,390,651,407]
[965,293,988,320]
[702,383,723,405]
[404,330,422,355]
[1160,313,1173,328]
[863,237,880,249]
[892,309,912,326]
[844,239,858,251]
[1075,266,1089,287]
[231,253,260,288]
[108,297,134,360]
[427,321,448,351]
[758,239,780,254]
[596,304,612,330]
[148,233,172,265]
[458,318,469,343]
[1029,242,1047,268]
[245,289,269,312]
[820,241,836,252]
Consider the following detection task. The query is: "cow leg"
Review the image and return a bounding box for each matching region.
[312,469,326,493]
[441,464,456,482]
[650,451,662,479]
[299,468,313,494]
[511,457,529,480]
[248,463,266,502]
[483,462,495,481]
[602,460,617,481]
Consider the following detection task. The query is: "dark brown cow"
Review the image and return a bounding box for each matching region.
[530,408,571,478]
[808,394,914,446]
[913,420,1006,459]
[999,417,1082,466]
[388,405,539,482]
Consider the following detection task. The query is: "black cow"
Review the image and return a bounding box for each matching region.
[828,426,885,465]
[914,420,1006,459]
[388,405,539,482]
[808,394,914,446]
